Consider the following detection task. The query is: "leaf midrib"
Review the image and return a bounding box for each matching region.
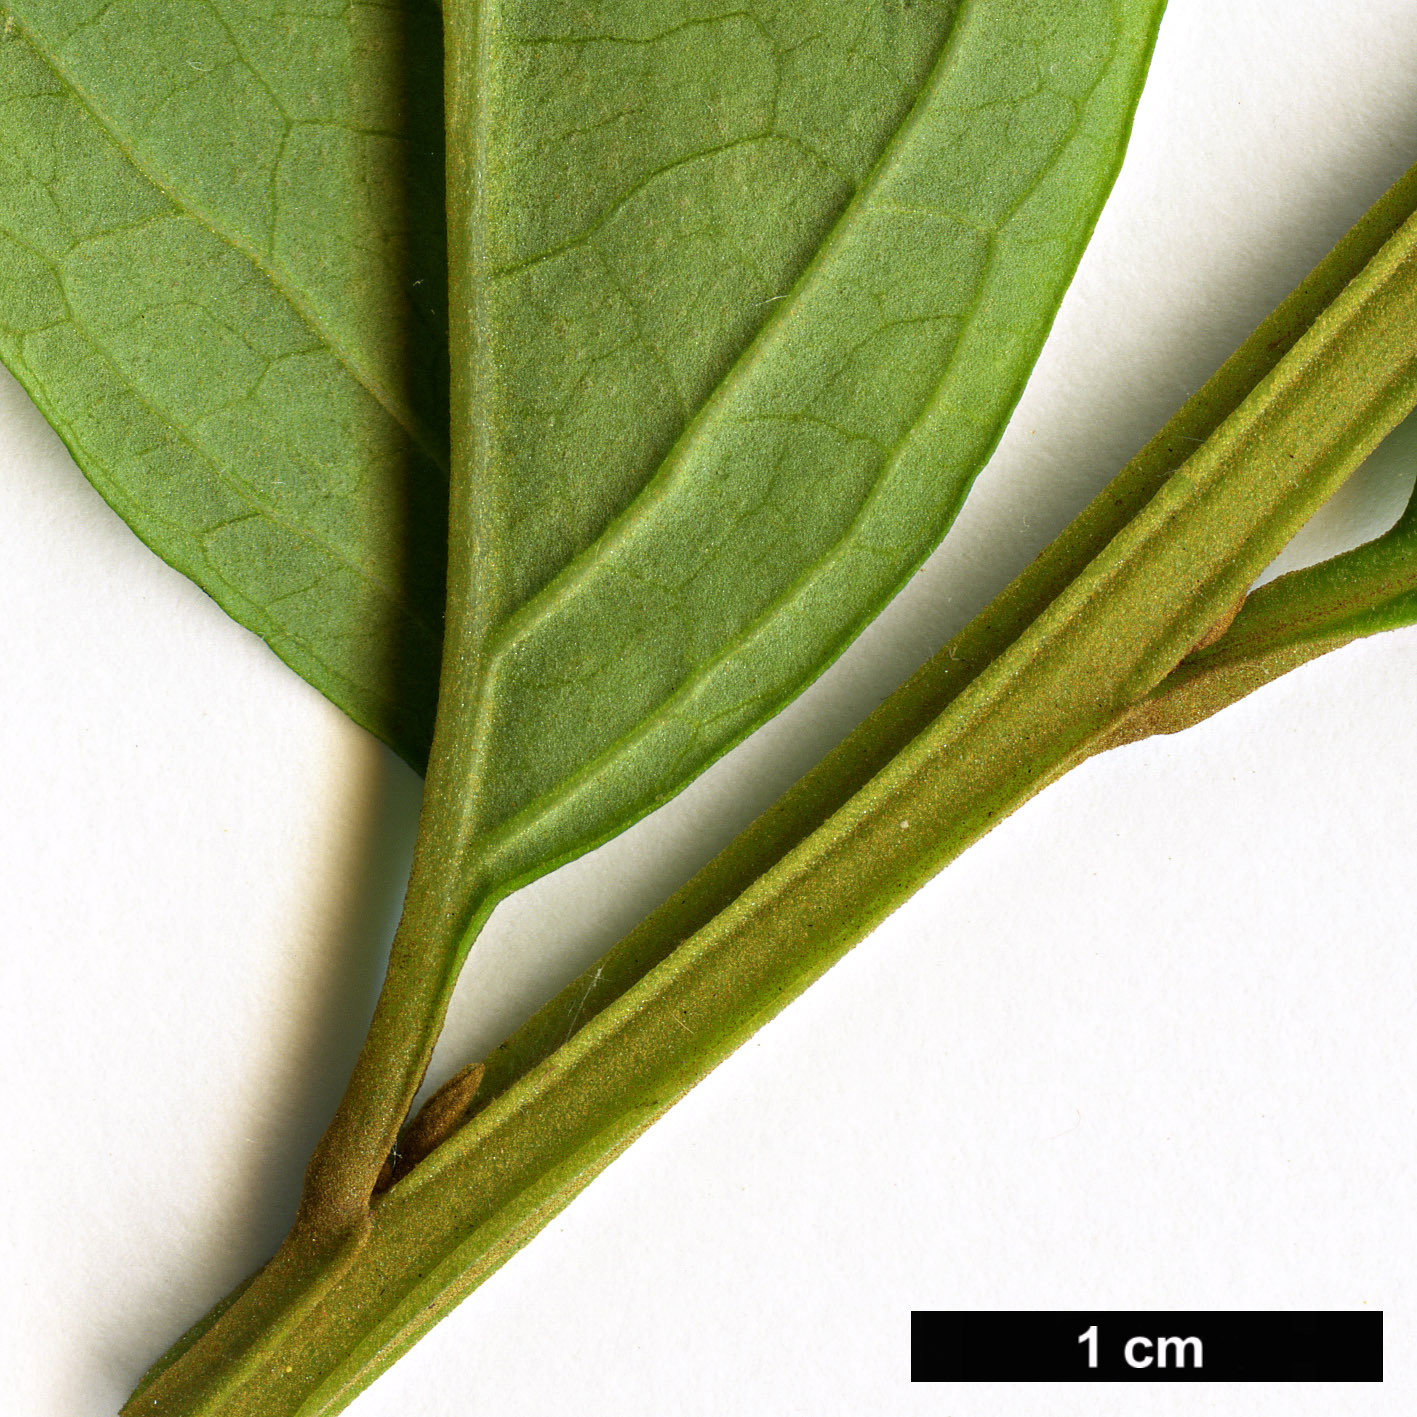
[10,11,451,478]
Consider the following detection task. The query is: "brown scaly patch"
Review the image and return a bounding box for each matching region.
[374,1061,486,1193]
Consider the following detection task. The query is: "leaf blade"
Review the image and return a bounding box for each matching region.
[129,161,1417,1417]
[0,2,448,766]
[470,158,1417,1116]
[447,0,1170,890]
[284,0,1171,1266]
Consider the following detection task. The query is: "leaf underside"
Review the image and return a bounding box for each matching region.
[0,0,1164,895]
[120,148,1417,1417]
[444,0,1167,897]
[0,0,448,767]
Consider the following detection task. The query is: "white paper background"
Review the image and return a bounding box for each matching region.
[3,3,1416,1412]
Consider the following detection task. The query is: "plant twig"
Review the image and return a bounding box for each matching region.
[124,161,1417,1417]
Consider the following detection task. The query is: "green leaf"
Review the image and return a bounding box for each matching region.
[473,158,1417,1115]
[126,152,1417,1417]
[72,5,1169,1403]
[0,0,448,766]
[0,0,1161,794]
[284,0,1168,1244]
[435,0,1168,896]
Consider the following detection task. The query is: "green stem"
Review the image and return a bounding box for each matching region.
[1102,458,1417,747]
[464,159,1417,1116]
[123,165,1417,1417]
[471,417,1417,1126]
[259,17,1417,1249]
[295,0,505,1236]
[118,6,515,1407]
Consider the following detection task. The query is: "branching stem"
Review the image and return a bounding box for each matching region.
[123,162,1417,1417]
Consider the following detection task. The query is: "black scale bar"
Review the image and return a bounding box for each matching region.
[912,1311,1382,1381]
